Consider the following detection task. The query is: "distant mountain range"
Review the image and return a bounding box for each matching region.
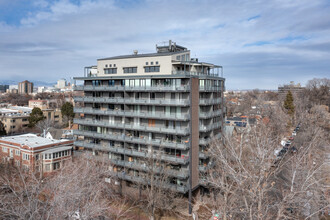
[0,80,56,87]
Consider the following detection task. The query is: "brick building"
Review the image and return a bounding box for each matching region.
[0,134,73,174]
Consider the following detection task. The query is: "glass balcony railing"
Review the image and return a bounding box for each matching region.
[199,98,222,105]
[199,86,222,92]
[199,133,221,145]
[74,96,190,106]
[199,109,222,118]
[74,119,190,135]
[74,130,189,150]
[74,107,190,121]
[199,122,221,132]
[74,141,189,165]
[109,159,189,179]
[74,85,190,92]
[110,171,188,193]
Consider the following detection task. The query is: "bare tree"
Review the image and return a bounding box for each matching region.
[36,118,55,137]
[205,117,329,220]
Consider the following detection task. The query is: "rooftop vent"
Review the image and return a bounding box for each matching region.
[133,50,138,55]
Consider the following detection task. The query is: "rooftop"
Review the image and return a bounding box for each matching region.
[42,145,72,154]
[0,134,69,148]
[98,50,187,61]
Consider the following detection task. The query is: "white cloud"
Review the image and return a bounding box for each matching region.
[0,0,329,89]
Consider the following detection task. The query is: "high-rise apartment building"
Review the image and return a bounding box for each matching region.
[73,41,225,197]
[18,80,33,94]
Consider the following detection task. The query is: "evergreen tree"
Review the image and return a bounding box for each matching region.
[28,107,46,128]
[61,102,75,126]
[283,90,295,116]
[0,121,7,136]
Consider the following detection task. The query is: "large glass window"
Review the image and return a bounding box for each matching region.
[144,66,160,73]
[123,67,137,73]
[104,68,117,74]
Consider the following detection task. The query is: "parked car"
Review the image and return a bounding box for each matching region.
[290,146,297,153]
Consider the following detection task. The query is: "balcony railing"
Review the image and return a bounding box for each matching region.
[74,107,190,121]
[199,109,222,118]
[171,71,219,77]
[74,130,189,150]
[199,133,221,145]
[74,141,189,165]
[110,159,189,179]
[74,96,190,106]
[74,119,190,135]
[199,98,222,105]
[74,85,190,92]
[199,86,222,92]
[111,171,188,193]
[199,122,221,132]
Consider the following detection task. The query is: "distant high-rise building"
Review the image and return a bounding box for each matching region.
[0,85,9,93]
[56,79,67,89]
[18,80,33,95]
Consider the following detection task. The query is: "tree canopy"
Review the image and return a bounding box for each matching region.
[61,102,74,122]
[0,121,7,136]
[28,107,45,128]
[283,90,295,116]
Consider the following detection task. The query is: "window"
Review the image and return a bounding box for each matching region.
[104,68,117,74]
[144,66,160,73]
[53,162,60,170]
[15,149,20,156]
[15,160,20,167]
[22,118,28,122]
[2,147,8,153]
[35,154,39,160]
[45,154,47,159]
[23,153,30,160]
[151,62,154,65]
[156,61,159,65]
[176,55,180,60]
[114,64,116,67]
[109,80,115,86]
[105,64,108,67]
[110,64,112,67]
[146,62,148,65]
[45,164,51,171]
[123,67,137,73]
[23,164,29,171]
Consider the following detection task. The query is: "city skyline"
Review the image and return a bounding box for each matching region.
[0,0,329,90]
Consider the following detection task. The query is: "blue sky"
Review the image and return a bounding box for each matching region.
[0,0,329,89]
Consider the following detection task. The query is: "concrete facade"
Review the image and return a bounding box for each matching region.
[73,41,225,194]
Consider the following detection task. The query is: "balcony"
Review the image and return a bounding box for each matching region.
[199,122,221,132]
[74,85,190,92]
[74,130,189,150]
[199,86,222,92]
[110,159,189,179]
[74,107,190,121]
[74,141,189,165]
[199,109,222,119]
[199,98,222,105]
[199,133,221,145]
[74,119,190,135]
[74,96,190,106]
[171,71,219,78]
[111,171,188,193]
